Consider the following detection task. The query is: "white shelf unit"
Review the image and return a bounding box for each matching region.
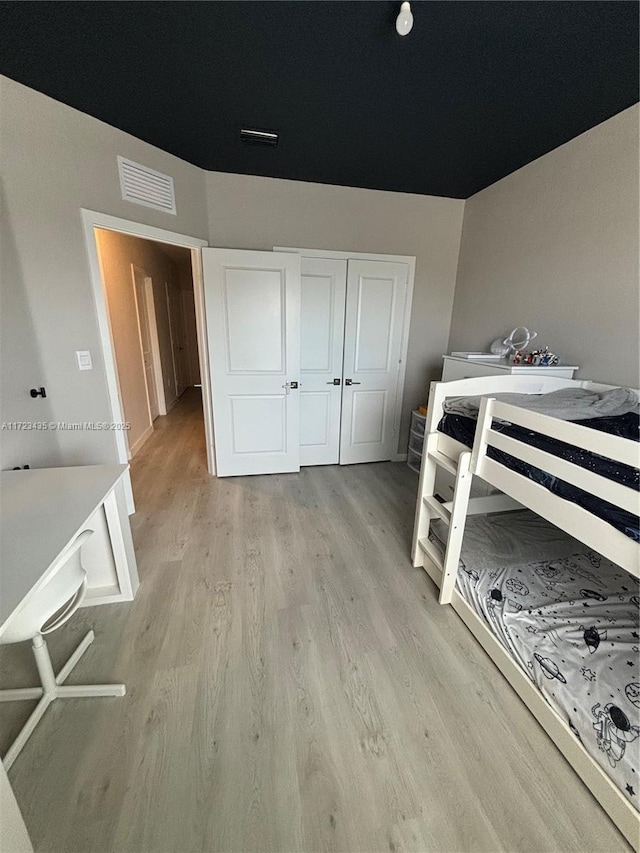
[442,355,579,382]
[407,410,426,473]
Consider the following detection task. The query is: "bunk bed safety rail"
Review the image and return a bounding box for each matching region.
[471,397,640,576]
[476,399,639,468]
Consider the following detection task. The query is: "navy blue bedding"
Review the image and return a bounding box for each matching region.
[437,411,639,541]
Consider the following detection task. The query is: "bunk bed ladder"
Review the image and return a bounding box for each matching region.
[412,432,473,605]
[437,451,473,604]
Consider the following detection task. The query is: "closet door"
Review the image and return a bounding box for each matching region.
[202,249,301,477]
[300,258,347,466]
[340,259,408,465]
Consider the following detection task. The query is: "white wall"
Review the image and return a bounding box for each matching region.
[206,173,465,452]
[8,72,631,473]
[2,75,463,466]
[449,105,640,388]
[0,76,207,469]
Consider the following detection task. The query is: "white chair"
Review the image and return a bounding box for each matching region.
[0,529,125,770]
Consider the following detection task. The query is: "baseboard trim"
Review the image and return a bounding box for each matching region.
[129,424,154,457]
[393,452,408,462]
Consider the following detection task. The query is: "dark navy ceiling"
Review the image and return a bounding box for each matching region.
[0,1,637,198]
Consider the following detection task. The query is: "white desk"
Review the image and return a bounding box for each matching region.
[0,465,139,633]
[0,465,139,850]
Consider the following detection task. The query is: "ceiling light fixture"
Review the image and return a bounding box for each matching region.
[395,2,414,36]
[240,128,279,146]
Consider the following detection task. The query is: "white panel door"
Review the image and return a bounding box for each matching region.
[132,268,159,421]
[340,260,408,465]
[203,249,301,477]
[300,258,347,466]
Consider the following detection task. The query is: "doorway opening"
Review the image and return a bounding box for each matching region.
[82,211,214,509]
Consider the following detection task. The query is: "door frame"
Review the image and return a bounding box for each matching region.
[131,264,163,428]
[81,210,215,510]
[164,281,179,404]
[142,273,168,416]
[165,279,188,401]
[275,247,416,462]
[182,289,200,387]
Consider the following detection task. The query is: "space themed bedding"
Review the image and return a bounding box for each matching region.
[437,408,639,541]
[429,512,640,810]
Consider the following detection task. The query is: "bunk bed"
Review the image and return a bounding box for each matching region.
[411,375,639,845]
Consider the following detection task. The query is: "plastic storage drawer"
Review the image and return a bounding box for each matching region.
[407,448,422,474]
[408,428,424,455]
[410,410,426,437]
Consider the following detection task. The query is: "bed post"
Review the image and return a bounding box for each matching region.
[411,431,439,566]
[426,381,446,432]
[471,396,494,475]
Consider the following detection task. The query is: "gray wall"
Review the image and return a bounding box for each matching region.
[448,105,640,388]
[0,76,207,469]
[3,72,635,475]
[1,75,463,468]
[206,172,465,452]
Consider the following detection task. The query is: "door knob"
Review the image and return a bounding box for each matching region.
[283,381,299,392]
[326,378,341,385]
[344,379,361,386]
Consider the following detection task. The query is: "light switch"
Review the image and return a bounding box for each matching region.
[76,350,92,371]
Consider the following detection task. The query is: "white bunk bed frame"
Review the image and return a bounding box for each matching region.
[411,374,640,846]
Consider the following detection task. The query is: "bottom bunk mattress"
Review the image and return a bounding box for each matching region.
[429,511,640,810]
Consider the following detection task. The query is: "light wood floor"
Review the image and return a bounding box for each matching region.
[0,390,630,853]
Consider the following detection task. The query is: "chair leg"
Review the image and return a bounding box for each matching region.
[0,687,43,702]
[54,630,125,697]
[3,694,53,770]
[56,684,125,698]
[55,629,95,684]
[1,630,125,770]
[32,635,57,695]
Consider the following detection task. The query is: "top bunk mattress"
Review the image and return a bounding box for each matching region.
[438,409,639,541]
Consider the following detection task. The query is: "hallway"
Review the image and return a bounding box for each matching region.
[130,387,209,512]
[1,394,629,852]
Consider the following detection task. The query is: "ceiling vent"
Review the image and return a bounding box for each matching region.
[117,156,176,214]
[240,128,279,146]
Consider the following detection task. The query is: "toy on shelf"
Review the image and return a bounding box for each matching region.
[513,346,559,366]
[492,326,538,357]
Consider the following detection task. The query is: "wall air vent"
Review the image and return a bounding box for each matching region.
[117,157,177,214]
[240,128,279,146]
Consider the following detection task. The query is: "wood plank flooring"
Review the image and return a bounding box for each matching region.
[0,390,631,852]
